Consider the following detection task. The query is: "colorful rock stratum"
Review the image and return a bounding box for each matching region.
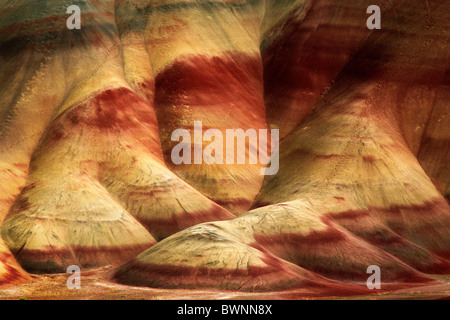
[0,0,449,298]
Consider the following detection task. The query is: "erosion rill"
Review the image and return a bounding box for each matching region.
[0,0,449,297]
